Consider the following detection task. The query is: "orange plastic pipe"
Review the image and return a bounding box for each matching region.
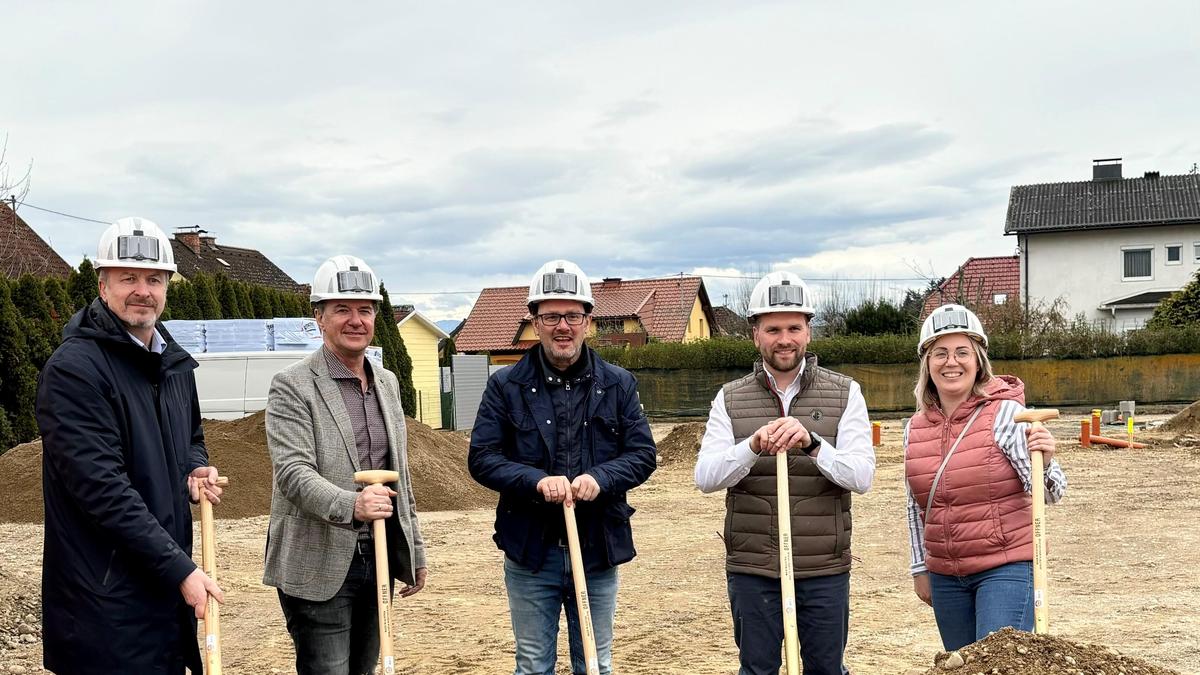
[1079,420,1090,448]
[1089,435,1147,449]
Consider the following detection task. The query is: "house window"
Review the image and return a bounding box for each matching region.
[595,318,624,334]
[993,293,1008,305]
[1122,247,1153,280]
[1165,245,1182,265]
[1194,242,1200,263]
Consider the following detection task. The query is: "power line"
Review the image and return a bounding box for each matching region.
[696,272,927,282]
[15,200,110,224]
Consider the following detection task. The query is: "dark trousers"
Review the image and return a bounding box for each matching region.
[278,542,388,675]
[727,571,851,675]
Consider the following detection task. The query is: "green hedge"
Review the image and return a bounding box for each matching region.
[596,326,1200,369]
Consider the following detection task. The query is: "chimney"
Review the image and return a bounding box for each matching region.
[602,277,622,285]
[198,233,218,251]
[174,226,204,253]
[1092,158,1123,181]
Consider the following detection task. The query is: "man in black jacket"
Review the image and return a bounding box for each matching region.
[37,217,224,675]
[468,259,656,675]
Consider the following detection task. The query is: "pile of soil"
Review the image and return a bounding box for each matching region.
[0,412,494,523]
[656,422,705,465]
[0,440,43,523]
[921,627,1179,674]
[1161,399,1200,433]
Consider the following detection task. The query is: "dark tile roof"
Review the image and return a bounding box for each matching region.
[712,305,751,337]
[455,275,714,353]
[393,305,415,324]
[1005,172,1200,234]
[0,203,73,279]
[1099,291,1175,308]
[170,234,300,292]
[921,256,1019,321]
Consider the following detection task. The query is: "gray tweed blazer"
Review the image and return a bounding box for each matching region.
[262,347,426,602]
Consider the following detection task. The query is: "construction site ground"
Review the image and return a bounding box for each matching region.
[1,412,1197,674]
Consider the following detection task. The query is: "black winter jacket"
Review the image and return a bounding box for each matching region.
[37,298,207,675]
[468,345,657,572]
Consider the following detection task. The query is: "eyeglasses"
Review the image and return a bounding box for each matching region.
[536,312,587,326]
[929,347,974,364]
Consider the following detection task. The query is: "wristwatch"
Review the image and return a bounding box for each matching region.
[802,432,823,455]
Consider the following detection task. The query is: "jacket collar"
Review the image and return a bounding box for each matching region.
[511,344,613,388]
[65,298,196,374]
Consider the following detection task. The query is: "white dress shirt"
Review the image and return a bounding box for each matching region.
[695,360,876,494]
[127,328,167,354]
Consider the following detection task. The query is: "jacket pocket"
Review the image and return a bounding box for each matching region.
[590,415,621,463]
[507,412,543,462]
[833,506,846,558]
[602,500,637,567]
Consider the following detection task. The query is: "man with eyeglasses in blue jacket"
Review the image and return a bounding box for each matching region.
[469,259,657,675]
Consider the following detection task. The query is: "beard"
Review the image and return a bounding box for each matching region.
[762,347,802,373]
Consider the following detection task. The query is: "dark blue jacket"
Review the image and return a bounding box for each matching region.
[38,298,206,675]
[468,346,657,573]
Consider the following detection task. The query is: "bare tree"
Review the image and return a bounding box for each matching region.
[730,263,771,317]
[1,134,33,204]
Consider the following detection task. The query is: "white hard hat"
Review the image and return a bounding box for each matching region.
[527,259,594,312]
[310,255,384,303]
[918,304,988,356]
[95,217,177,273]
[747,271,816,318]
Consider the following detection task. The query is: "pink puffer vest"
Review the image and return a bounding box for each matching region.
[905,375,1032,576]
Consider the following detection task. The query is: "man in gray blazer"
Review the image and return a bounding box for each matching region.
[264,254,427,675]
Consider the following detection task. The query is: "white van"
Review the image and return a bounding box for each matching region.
[192,351,309,420]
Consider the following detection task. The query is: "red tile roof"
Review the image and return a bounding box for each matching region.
[456,275,714,353]
[0,203,73,279]
[921,256,1020,321]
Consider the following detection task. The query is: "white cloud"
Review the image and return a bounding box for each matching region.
[4,1,1198,324]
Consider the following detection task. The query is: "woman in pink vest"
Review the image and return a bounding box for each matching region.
[904,304,1067,651]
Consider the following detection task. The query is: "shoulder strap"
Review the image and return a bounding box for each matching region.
[923,405,986,530]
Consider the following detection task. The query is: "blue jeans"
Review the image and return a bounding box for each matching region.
[928,561,1033,651]
[278,544,389,675]
[726,571,851,675]
[503,549,619,675]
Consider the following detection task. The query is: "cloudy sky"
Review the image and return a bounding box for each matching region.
[5,1,1199,322]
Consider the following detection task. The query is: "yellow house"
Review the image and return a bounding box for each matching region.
[455,275,716,365]
[393,306,451,428]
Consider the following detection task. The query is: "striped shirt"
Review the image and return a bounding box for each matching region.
[323,347,390,473]
[904,399,1068,575]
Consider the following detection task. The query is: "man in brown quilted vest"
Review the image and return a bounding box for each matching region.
[695,271,875,675]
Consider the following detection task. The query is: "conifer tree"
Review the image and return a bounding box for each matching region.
[215,274,244,319]
[0,278,40,446]
[251,285,273,318]
[192,273,223,320]
[374,283,417,415]
[12,274,58,369]
[67,258,99,310]
[236,283,255,320]
[42,277,75,331]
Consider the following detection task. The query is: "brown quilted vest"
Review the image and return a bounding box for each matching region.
[722,354,854,579]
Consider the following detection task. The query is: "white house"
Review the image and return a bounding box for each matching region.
[1005,159,1200,329]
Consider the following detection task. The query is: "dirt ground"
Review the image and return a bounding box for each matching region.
[1,415,1197,674]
